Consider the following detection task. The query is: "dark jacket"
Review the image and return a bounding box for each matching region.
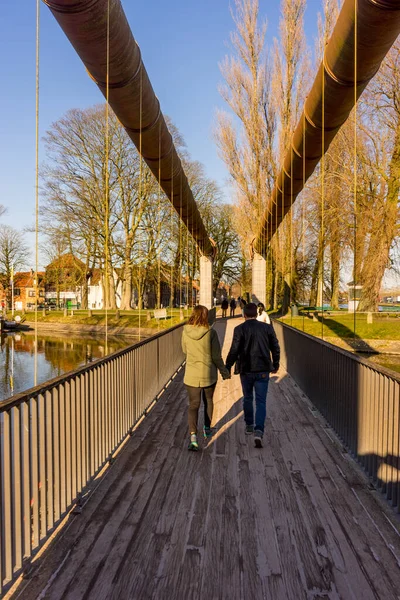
[225,319,280,374]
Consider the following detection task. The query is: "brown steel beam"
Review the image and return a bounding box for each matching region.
[43,0,213,256]
[254,0,400,256]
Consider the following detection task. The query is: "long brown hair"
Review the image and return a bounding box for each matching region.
[187,305,209,327]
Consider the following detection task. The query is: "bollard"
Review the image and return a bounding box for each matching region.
[367,312,373,324]
[147,311,151,322]
[63,308,67,317]
[312,311,318,322]
[116,309,120,320]
[180,309,184,321]
[88,309,92,317]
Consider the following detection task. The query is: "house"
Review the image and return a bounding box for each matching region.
[8,271,45,311]
[45,253,86,308]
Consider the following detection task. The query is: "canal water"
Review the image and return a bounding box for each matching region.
[0,330,141,402]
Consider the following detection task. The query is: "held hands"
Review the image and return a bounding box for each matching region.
[222,367,231,380]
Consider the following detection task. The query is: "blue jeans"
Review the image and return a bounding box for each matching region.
[240,372,270,434]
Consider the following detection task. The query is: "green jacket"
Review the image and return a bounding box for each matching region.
[182,325,230,387]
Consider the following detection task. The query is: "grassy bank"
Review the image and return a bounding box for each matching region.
[278,313,400,340]
[6,308,188,331]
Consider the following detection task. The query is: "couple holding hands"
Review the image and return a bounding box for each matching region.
[181,303,280,450]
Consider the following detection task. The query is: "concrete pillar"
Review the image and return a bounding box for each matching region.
[251,252,266,306]
[199,255,213,309]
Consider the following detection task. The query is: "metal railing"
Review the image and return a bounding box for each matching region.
[0,323,185,595]
[273,320,400,512]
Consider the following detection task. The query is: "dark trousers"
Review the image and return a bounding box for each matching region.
[230,308,235,317]
[185,383,216,434]
[240,372,270,434]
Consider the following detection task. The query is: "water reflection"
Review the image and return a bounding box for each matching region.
[0,331,140,401]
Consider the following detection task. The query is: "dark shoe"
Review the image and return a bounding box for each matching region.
[254,431,263,448]
[188,433,199,451]
[203,426,213,439]
[245,425,254,435]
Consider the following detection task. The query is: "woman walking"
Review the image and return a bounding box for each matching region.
[256,302,271,324]
[182,305,230,450]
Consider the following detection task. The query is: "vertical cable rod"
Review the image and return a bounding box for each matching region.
[353,0,358,338]
[138,66,143,340]
[34,0,40,386]
[321,39,326,341]
[104,0,110,352]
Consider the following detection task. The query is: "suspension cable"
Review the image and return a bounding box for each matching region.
[34,0,40,386]
[353,0,358,338]
[104,0,110,352]
[321,38,326,341]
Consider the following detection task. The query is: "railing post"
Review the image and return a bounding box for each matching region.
[251,251,266,306]
[199,255,213,309]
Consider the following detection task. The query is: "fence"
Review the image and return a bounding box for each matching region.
[0,323,185,595]
[273,320,400,512]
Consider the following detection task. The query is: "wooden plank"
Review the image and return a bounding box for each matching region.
[269,379,373,599]
[18,378,186,600]
[15,318,400,600]
[277,377,400,597]
[61,392,188,599]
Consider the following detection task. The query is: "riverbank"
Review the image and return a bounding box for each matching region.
[5,308,186,336]
[19,321,156,338]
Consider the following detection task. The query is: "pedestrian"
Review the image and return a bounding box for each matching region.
[239,297,247,317]
[229,297,236,317]
[182,305,231,451]
[256,302,271,324]
[225,302,280,448]
[221,298,229,318]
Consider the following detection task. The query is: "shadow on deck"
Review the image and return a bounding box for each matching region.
[10,319,400,600]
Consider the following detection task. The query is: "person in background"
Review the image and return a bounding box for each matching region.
[182,305,230,451]
[257,302,270,324]
[221,297,229,318]
[225,302,280,448]
[239,297,247,317]
[229,297,237,317]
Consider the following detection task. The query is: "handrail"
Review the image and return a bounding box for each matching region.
[0,322,185,594]
[273,319,400,512]
[0,321,185,411]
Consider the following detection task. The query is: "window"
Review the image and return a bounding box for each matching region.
[28,291,35,297]
[14,288,20,296]
[39,290,45,297]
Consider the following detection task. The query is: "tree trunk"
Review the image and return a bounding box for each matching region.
[330,244,340,310]
[120,261,133,310]
[358,126,400,311]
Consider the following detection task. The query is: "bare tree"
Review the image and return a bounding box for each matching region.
[216,0,308,311]
[0,225,30,306]
[355,41,400,310]
[215,0,276,252]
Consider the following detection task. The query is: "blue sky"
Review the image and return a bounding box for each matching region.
[0,0,322,268]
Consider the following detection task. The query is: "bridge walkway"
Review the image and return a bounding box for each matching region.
[15,318,400,600]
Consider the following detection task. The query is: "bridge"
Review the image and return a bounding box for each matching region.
[1,0,400,598]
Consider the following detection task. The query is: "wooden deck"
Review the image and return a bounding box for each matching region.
[12,318,400,600]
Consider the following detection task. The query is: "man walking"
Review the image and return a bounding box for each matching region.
[229,297,236,317]
[225,303,280,448]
